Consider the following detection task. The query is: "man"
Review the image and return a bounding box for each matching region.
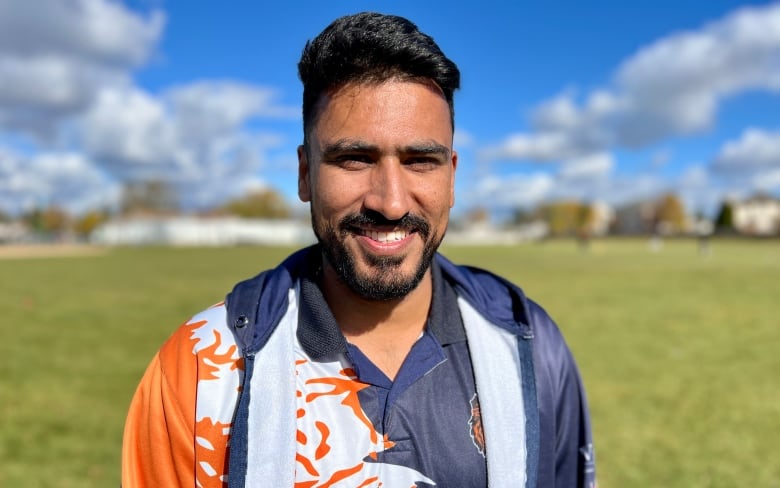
[122,12,595,488]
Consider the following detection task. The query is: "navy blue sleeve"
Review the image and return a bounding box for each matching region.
[526,299,596,488]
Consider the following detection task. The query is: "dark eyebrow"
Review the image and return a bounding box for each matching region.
[403,142,451,158]
[321,139,451,158]
[322,139,378,158]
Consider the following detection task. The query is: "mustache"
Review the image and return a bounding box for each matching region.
[339,210,431,239]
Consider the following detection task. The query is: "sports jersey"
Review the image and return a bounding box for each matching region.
[293,258,487,486]
[122,245,596,488]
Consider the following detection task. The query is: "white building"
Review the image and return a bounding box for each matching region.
[587,201,615,236]
[0,222,28,243]
[446,221,549,245]
[732,196,780,236]
[91,216,315,246]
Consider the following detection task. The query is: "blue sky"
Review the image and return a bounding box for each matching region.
[1,0,779,219]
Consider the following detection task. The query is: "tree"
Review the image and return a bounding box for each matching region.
[510,207,538,226]
[539,201,587,236]
[654,193,687,234]
[21,206,70,237]
[219,188,291,219]
[121,180,179,216]
[713,200,735,233]
[74,210,111,238]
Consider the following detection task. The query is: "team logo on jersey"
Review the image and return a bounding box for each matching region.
[468,393,486,457]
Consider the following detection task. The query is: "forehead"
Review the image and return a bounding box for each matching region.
[309,80,453,146]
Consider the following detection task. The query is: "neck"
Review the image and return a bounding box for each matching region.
[319,262,433,380]
[319,264,433,340]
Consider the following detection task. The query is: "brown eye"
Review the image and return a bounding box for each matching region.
[405,157,440,171]
[326,154,372,171]
[336,155,372,170]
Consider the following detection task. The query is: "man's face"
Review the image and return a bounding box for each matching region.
[298,80,457,301]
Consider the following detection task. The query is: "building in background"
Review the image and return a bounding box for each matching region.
[731,195,780,236]
[91,217,315,246]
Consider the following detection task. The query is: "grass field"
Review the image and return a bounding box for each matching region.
[1,238,778,487]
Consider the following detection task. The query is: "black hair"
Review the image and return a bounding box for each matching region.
[298,12,460,144]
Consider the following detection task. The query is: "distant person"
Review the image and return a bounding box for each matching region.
[122,12,596,488]
[696,218,713,256]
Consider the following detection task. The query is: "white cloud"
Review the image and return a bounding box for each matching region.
[613,3,780,145]
[479,90,619,162]
[0,0,164,139]
[0,0,303,215]
[710,127,780,198]
[83,87,177,172]
[80,83,295,209]
[530,93,583,131]
[484,3,780,162]
[0,0,164,65]
[463,173,555,210]
[559,153,613,180]
[0,148,117,215]
[754,168,780,190]
[166,81,298,142]
[713,127,780,170]
[481,132,584,162]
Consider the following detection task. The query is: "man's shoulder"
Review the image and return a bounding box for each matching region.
[434,254,528,321]
[152,302,238,399]
[224,246,316,353]
[226,245,314,306]
[436,254,579,386]
[159,302,232,360]
[435,253,563,339]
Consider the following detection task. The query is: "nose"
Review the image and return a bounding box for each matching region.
[363,159,412,221]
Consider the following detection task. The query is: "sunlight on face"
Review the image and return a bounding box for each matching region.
[299,80,457,300]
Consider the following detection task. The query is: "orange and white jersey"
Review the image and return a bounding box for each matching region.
[122,302,242,488]
[122,248,596,488]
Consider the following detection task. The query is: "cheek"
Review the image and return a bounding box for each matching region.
[312,177,360,218]
[420,179,454,213]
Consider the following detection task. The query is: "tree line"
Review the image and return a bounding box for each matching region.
[1,180,775,241]
[0,181,294,241]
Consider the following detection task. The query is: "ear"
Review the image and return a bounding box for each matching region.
[449,150,458,208]
[297,145,311,202]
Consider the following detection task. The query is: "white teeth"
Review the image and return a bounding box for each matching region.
[363,229,407,242]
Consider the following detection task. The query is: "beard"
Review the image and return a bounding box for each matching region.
[313,210,444,301]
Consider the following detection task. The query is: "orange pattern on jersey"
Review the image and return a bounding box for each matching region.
[304,368,375,443]
[184,314,243,487]
[123,305,243,488]
[184,320,244,380]
[314,421,331,459]
[297,452,320,477]
[195,417,232,487]
[356,477,380,487]
[319,462,363,486]
[293,359,432,487]
[125,307,432,488]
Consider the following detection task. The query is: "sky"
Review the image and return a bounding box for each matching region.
[1,0,779,220]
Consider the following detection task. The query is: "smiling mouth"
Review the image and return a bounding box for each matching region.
[357,228,411,243]
[339,211,430,244]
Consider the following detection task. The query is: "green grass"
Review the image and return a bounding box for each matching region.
[1,239,778,487]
